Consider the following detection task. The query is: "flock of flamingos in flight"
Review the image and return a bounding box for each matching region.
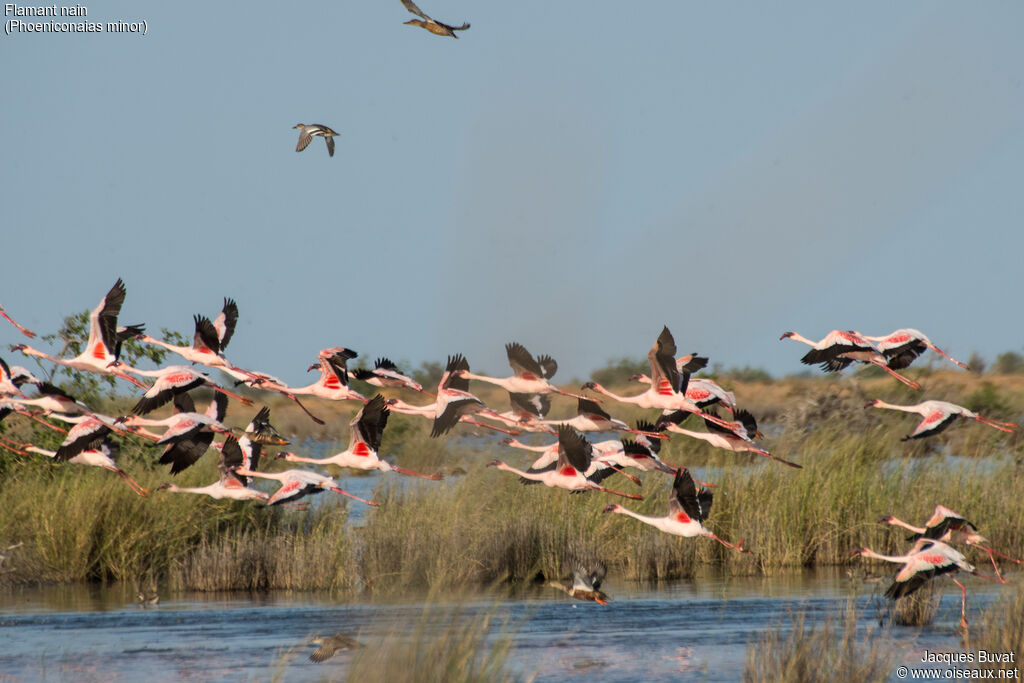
[0,280,1020,630]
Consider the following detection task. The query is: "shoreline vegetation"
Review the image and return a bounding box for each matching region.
[1,369,1021,591]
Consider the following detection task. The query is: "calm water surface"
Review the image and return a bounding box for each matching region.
[0,570,1007,682]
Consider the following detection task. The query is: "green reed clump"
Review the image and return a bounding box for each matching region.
[972,581,1024,671]
[354,463,757,593]
[169,501,357,593]
[743,599,895,683]
[344,606,519,683]
[0,449,283,585]
[707,418,1024,573]
[892,582,940,626]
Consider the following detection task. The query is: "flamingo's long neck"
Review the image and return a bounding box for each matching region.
[25,446,57,459]
[141,336,183,355]
[785,332,817,347]
[884,516,926,534]
[508,440,552,453]
[282,453,323,465]
[389,399,434,415]
[591,384,640,405]
[496,462,548,483]
[611,506,664,528]
[123,415,175,428]
[460,371,510,390]
[871,400,920,415]
[666,425,704,440]
[235,468,281,482]
[19,346,55,362]
[168,483,218,496]
[860,547,911,564]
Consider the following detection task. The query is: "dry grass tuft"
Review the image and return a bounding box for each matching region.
[743,599,895,683]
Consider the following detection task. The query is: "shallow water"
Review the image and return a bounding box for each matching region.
[0,570,1009,682]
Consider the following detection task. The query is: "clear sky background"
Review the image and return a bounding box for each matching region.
[3,1,1023,384]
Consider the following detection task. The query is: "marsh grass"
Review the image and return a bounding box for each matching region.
[169,503,357,592]
[2,371,1023,593]
[743,599,896,683]
[892,582,940,626]
[972,581,1024,670]
[344,605,520,683]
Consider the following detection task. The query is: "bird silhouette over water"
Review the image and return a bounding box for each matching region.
[309,633,363,662]
[537,563,610,605]
[136,591,159,607]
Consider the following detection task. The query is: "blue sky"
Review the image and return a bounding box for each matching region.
[3,1,1023,384]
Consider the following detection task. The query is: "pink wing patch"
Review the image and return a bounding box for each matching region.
[269,479,304,505]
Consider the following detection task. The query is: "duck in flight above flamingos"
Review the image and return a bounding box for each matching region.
[293,123,339,157]
[399,0,469,38]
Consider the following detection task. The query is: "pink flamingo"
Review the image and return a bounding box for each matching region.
[582,327,733,428]
[429,354,520,437]
[852,538,1005,629]
[486,425,643,500]
[235,464,377,507]
[2,438,148,497]
[603,469,749,553]
[0,357,30,398]
[289,348,366,402]
[352,358,425,393]
[234,348,361,424]
[878,505,1023,581]
[121,365,253,415]
[277,395,441,479]
[129,393,231,473]
[139,298,242,370]
[539,397,665,438]
[13,279,149,390]
[456,342,590,401]
[155,434,269,502]
[857,328,968,371]
[659,408,801,468]
[780,329,920,389]
[865,399,1018,440]
[478,392,556,434]
[630,376,737,414]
